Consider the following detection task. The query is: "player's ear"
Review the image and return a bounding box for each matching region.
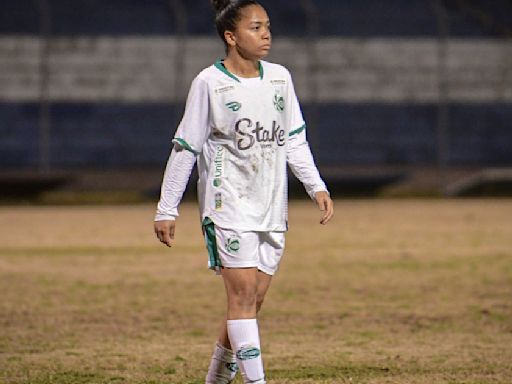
[224,30,236,48]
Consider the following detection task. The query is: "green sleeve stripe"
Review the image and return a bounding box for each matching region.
[289,124,306,137]
[172,138,199,155]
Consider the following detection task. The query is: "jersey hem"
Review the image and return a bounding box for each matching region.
[202,215,287,233]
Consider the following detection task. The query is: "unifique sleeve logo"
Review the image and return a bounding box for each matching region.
[213,145,225,187]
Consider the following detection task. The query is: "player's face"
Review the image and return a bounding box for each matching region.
[231,5,271,60]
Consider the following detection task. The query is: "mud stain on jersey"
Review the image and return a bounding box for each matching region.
[262,146,276,167]
[228,144,278,202]
[213,124,233,138]
[250,153,259,174]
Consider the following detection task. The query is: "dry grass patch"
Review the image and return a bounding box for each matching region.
[1,200,511,383]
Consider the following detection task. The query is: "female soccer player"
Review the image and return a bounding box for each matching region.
[154,1,334,383]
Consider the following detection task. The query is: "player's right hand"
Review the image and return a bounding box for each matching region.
[315,191,334,225]
[154,220,176,247]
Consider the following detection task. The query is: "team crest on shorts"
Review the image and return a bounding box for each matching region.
[226,237,240,253]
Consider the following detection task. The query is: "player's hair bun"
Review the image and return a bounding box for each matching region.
[211,0,232,13]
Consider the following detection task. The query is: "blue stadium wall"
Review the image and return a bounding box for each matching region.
[1,0,512,168]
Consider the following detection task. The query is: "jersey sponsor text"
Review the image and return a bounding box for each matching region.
[235,118,285,150]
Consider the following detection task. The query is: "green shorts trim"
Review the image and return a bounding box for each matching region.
[202,217,222,272]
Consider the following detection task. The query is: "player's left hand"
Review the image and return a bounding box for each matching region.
[314,191,334,225]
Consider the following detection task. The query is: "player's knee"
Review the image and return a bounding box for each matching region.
[229,285,257,308]
[256,294,265,313]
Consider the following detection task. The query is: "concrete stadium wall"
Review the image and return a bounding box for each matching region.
[1,37,511,103]
[1,36,512,168]
[2,0,512,202]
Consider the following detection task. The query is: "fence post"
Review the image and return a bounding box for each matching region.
[169,0,188,128]
[433,0,451,194]
[35,0,52,174]
[299,0,321,157]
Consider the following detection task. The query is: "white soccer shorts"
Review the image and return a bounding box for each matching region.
[202,217,285,276]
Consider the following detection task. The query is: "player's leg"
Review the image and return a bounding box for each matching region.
[222,267,265,384]
[207,268,259,384]
[222,267,258,318]
[205,331,238,384]
[208,270,271,383]
[256,269,273,313]
[204,223,263,383]
[212,231,284,383]
[216,269,273,349]
[223,231,284,382]
[217,315,231,349]
[216,230,282,384]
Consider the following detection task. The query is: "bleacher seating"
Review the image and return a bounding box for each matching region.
[1,0,511,168]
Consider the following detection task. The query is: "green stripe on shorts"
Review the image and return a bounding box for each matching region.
[202,217,222,271]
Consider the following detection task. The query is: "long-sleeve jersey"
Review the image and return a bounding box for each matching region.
[155,60,328,231]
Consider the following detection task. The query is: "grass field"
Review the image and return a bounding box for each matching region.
[1,200,511,384]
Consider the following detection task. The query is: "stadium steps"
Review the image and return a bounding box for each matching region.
[445,168,512,197]
[0,170,72,199]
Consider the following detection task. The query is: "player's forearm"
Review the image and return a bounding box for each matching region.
[287,141,328,199]
[155,147,196,221]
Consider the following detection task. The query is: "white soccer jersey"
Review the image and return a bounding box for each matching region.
[156,60,327,232]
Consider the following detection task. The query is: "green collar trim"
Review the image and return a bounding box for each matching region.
[214,60,240,82]
[258,61,264,79]
[214,60,264,82]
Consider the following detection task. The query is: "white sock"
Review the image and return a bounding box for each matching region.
[226,318,266,384]
[205,342,238,384]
